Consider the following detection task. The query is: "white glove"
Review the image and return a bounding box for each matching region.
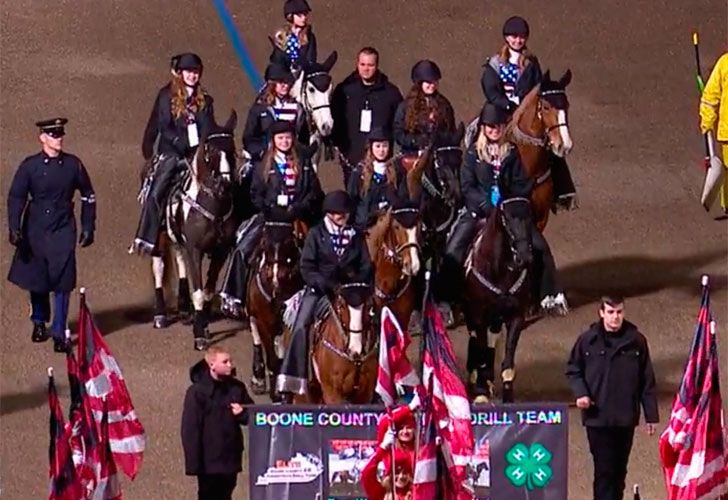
[409,392,421,411]
[380,428,396,450]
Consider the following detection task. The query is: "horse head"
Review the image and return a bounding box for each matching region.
[538,69,573,158]
[290,51,338,138]
[334,282,374,356]
[427,122,465,207]
[496,197,534,270]
[257,215,301,301]
[195,110,238,198]
[369,204,422,278]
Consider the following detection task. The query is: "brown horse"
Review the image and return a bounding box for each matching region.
[506,70,574,232]
[462,197,534,403]
[366,207,422,329]
[303,283,378,404]
[245,219,305,401]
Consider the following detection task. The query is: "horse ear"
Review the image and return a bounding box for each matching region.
[322,51,338,72]
[223,109,238,131]
[406,148,430,202]
[455,121,466,144]
[542,69,551,83]
[559,69,572,88]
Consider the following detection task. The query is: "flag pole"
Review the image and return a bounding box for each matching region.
[693,31,711,171]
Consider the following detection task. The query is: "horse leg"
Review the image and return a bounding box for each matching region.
[187,247,209,350]
[202,247,228,320]
[248,315,267,395]
[174,248,192,322]
[501,315,525,403]
[471,323,499,404]
[151,255,168,329]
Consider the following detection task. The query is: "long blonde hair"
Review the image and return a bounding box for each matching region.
[273,24,310,49]
[170,74,207,120]
[497,43,534,72]
[475,125,511,162]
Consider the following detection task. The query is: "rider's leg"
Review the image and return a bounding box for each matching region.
[549,153,578,212]
[276,288,322,396]
[440,210,478,303]
[220,214,264,312]
[133,155,183,252]
[532,229,568,314]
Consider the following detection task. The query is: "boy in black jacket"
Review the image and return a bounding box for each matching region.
[181,345,255,500]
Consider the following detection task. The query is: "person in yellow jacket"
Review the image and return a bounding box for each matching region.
[699,51,728,213]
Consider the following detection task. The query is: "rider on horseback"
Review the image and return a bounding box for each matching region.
[393,60,457,155]
[347,127,410,229]
[270,0,317,76]
[444,103,568,314]
[131,53,216,254]
[243,63,309,164]
[481,16,577,213]
[276,190,374,399]
[219,120,323,316]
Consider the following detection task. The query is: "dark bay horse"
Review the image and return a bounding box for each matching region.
[506,70,574,232]
[246,219,304,401]
[304,283,378,404]
[462,197,534,403]
[167,111,241,350]
[367,207,422,329]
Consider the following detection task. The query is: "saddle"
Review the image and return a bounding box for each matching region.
[399,154,420,174]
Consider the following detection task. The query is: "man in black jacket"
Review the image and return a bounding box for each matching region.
[181,345,254,500]
[566,296,659,500]
[276,190,374,399]
[331,47,403,184]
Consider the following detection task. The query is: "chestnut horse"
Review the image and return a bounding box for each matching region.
[304,283,378,404]
[506,70,574,232]
[462,197,534,403]
[367,207,422,329]
[246,219,305,401]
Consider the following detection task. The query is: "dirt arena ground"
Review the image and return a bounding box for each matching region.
[1,1,727,498]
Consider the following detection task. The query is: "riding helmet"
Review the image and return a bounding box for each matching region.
[284,0,311,17]
[410,60,441,83]
[269,119,295,136]
[322,190,352,214]
[367,127,392,143]
[502,16,529,37]
[265,63,295,84]
[175,53,203,72]
[479,103,508,126]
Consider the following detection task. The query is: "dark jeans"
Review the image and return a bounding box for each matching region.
[220,214,264,306]
[531,225,560,299]
[439,209,478,302]
[550,153,577,202]
[586,426,635,500]
[197,473,237,500]
[134,155,185,249]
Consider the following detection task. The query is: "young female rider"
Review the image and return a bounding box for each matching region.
[270,0,318,74]
[393,60,456,156]
[346,128,409,229]
[219,120,323,316]
[362,437,414,500]
[243,62,309,163]
[131,53,215,254]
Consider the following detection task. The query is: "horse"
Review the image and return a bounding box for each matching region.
[300,283,379,404]
[506,70,573,232]
[165,111,241,350]
[462,196,534,403]
[246,218,304,401]
[366,207,422,329]
[289,51,338,170]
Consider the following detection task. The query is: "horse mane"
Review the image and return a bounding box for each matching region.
[505,84,541,145]
[366,210,392,258]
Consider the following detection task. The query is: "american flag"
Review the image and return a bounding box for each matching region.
[48,368,83,500]
[77,290,146,480]
[413,376,439,499]
[659,277,728,499]
[375,306,423,407]
[413,299,475,500]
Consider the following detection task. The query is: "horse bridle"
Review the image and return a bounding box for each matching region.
[255,222,299,302]
[538,89,570,142]
[181,141,235,223]
[301,71,331,135]
[374,210,422,302]
[498,197,532,270]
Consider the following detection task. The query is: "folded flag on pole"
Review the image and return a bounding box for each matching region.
[77,289,146,480]
[48,367,83,500]
[375,306,423,407]
[659,275,728,499]
[413,299,475,500]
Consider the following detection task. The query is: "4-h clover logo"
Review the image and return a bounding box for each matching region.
[504,442,553,490]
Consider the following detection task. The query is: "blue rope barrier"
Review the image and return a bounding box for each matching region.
[211,0,264,91]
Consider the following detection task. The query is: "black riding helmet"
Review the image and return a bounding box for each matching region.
[265,62,295,84]
[284,0,311,17]
[175,53,203,72]
[323,190,352,214]
[269,119,295,136]
[479,103,508,126]
[411,60,441,83]
[367,127,392,143]
[502,16,529,37]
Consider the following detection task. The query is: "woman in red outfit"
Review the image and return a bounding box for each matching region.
[361,442,413,500]
[375,405,416,466]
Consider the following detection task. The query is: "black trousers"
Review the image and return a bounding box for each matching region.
[197,474,237,500]
[134,155,186,248]
[220,214,264,306]
[586,426,635,500]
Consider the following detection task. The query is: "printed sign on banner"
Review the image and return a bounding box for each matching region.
[248,403,568,500]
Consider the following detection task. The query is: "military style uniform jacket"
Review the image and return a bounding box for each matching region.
[346,159,409,229]
[243,99,309,162]
[7,152,96,292]
[269,28,318,71]
[461,145,533,217]
[250,151,323,225]
[481,54,542,114]
[300,223,374,295]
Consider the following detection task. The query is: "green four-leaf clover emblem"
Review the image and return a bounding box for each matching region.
[504,442,553,490]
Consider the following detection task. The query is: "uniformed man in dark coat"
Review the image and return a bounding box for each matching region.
[7,118,96,352]
[276,190,373,399]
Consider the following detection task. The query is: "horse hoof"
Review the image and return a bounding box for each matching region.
[153,315,168,329]
[193,338,209,351]
[473,394,490,404]
[251,377,267,395]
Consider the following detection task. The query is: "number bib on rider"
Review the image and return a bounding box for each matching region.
[359,109,372,133]
[187,123,200,147]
